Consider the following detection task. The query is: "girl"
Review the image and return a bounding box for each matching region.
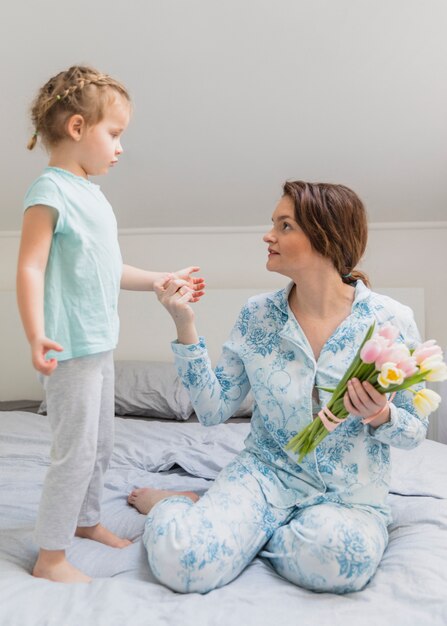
[17,65,204,583]
[129,181,427,594]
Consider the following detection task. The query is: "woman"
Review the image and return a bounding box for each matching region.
[128,181,427,594]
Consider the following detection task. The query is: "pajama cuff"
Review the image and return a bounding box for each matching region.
[366,402,400,441]
[171,336,207,358]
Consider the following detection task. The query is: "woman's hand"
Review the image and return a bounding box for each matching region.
[172,266,205,303]
[343,378,390,428]
[154,276,200,345]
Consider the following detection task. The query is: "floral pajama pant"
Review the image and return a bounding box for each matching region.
[142,458,388,594]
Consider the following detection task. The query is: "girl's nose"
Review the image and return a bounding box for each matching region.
[116,141,123,155]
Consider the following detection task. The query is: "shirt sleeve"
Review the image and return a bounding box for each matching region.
[23,176,66,234]
[368,309,429,449]
[171,306,251,426]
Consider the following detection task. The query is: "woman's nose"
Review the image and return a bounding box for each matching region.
[116,141,123,155]
[263,229,275,243]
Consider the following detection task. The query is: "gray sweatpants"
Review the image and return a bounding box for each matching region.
[35,351,114,550]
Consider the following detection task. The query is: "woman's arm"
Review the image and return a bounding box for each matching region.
[16,205,63,374]
[364,386,428,449]
[155,278,251,424]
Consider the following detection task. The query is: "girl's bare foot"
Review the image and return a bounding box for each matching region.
[33,549,91,583]
[75,523,132,548]
[127,487,199,515]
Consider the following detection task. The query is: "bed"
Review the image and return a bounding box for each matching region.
[1,408,447,626]
[1,287,446,625]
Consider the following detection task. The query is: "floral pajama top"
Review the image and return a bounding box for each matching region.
[171,280,428,524]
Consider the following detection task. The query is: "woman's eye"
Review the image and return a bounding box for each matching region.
[282,222,291,230]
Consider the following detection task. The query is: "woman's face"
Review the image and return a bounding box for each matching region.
[263,196,319,278]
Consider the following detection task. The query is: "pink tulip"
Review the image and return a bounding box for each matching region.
[360,338,385,364]
[375,343,410,370]
[396,356,418,377]
[413,340,443,365]
[378,322,400,344]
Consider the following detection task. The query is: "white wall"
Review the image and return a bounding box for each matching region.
[2,223,446,347]
[2,223,446,440]
[1,0,447,230]
[1,222,446,343]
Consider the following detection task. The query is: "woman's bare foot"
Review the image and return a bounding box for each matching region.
[75,523,132,548]
[127,487,199,515]
[33,549,91,583]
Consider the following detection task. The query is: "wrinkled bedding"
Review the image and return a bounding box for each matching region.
[0,411,446,626]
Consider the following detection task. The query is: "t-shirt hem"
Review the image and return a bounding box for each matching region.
[50,342,118,362]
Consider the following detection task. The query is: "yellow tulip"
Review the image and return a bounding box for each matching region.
[419,355,447,382]
[378,363,405,388]
[413,388,441,417]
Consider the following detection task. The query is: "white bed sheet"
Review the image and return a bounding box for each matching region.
[0,411,446,626]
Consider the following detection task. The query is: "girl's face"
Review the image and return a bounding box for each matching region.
[263,195,320,278]
[78,93,131,176]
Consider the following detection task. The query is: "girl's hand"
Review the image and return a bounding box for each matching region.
[172,266,205,303]
[30,337,64,375]
[343,378,390,428]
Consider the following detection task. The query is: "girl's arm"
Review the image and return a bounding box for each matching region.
[16,205,63,375]
[121,264,205,303]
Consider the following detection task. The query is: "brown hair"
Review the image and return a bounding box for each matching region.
[282,180,370,287]
[27,65,131,150]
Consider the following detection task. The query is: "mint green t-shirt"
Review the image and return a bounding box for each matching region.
[23,167,123,361]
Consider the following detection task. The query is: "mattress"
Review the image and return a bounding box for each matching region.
[0,410,446,626]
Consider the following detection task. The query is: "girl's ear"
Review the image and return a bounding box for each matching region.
[66,114,85,141]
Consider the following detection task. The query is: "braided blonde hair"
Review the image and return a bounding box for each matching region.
[27,65,131,150]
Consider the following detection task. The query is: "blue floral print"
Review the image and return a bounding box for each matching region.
[143,281,427,594]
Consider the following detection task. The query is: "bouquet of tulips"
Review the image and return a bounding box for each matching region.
[286,322,447,462]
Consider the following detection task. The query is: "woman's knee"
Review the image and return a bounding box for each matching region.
[142,497,234,594]
[146,533,234,594]
[271,551,377,593]
[264,505,387,593]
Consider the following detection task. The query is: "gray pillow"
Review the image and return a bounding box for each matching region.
[38,360,193,421]
[115,361,254,419]
[38,360,253,420]
[114,361,193,420]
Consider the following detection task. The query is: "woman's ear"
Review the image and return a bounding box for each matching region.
[66,114,85,141]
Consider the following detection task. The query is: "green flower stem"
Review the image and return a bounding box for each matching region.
[383,372,427,394]
[286,415,322,452]
[312,428,328,448]
[302,427,322,455]
[326,361,374,412]
[334,323,375,386]
[298,427,327,461]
